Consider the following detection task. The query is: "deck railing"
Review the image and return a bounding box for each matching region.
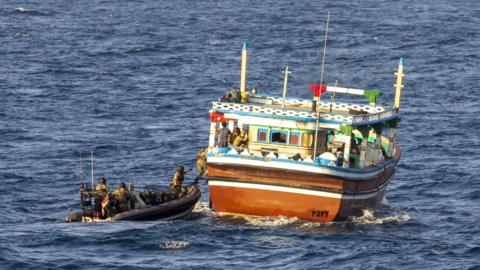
[212,101,397,125]
[351,109,396,125]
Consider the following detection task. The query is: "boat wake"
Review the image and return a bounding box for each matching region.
[244,215,300,227]
[192,202,410,228]
[193,203,300,227]
[192,202,216,215]
[294,209,411,232]
[350,209,411,225]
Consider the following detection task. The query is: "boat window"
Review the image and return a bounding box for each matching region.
[258,128,268,143]
[271,130,288,144]
[290,132,300,146]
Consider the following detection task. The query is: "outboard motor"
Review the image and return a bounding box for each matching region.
[65,212,83,222]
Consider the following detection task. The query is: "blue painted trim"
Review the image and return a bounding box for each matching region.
[216,147,230,153]
[257,128,269,143]
[290,131,301,146]
[206,152,395,175]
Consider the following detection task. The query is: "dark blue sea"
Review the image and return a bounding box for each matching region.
[1,0,479,269]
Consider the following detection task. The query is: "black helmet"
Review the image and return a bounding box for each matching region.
[119,182,126,189]
[100,177,106,184]
[177,166,184,172]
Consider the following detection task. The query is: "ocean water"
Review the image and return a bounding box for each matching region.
[1,0,479,269]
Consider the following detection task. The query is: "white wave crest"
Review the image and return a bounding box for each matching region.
[244,215,300,227]
[193,202,216,215]
[159,241,189,249]
[382,196,389,204]
[16,88,44,96]
[15,7,31,12]
[351,209,411,225]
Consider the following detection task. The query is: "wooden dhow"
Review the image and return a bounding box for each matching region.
[205,42,405,222]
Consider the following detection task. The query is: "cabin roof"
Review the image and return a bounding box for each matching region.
[211,94,399,126]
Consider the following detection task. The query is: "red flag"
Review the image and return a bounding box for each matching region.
[309,84,327,98]
[209,112,225,123]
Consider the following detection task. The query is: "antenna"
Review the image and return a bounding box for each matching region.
[90,151,94,190]
[80,151,83,184]
[319,11,330,95]
[313,12,330,159]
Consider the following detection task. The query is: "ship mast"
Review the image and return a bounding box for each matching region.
[281,66,291,110]
[313,12,330,158]
[240,43,248,93]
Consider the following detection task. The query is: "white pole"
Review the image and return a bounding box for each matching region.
[240,43,248,93]
[313,12,330,159]
[394,58,405,110]
[282,66,291,110]
[90,151,94,190]
[330,80,338,112]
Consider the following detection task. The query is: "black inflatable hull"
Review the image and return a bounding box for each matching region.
[113,185,201,221]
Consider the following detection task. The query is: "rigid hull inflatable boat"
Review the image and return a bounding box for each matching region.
[66,184,200,222]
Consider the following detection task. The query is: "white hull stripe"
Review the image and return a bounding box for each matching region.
[208,156,392,179]
[209,180,385,200]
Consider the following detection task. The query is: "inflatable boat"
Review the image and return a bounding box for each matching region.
[66,184,201,222]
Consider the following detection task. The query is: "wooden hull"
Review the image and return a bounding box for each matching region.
[209,183,341,222]
[207,147,399,222]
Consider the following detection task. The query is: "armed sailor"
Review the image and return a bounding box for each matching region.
[171,166,192,193]
[113,182,129,212]
[96,177,109,193]
[194,147,208,183]
[233,130,248,150]
[92,177,109,216]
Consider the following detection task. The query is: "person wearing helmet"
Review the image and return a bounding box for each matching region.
[96,177,109,193]
[171,166,191,193]
[113,182,129,212]
[233,130,248,150]
[194,147,208,183]
[230,127,241,144]
[93,177,110,216]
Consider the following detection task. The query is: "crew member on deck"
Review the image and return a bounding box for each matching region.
[113,182,129,212]
[96,177,109,193]
[195,147,208,183]
[231,127,241,144]
[216,122,231,148]
[233,130,248,150]
[94,177,109,215]
[171,166,191,193]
